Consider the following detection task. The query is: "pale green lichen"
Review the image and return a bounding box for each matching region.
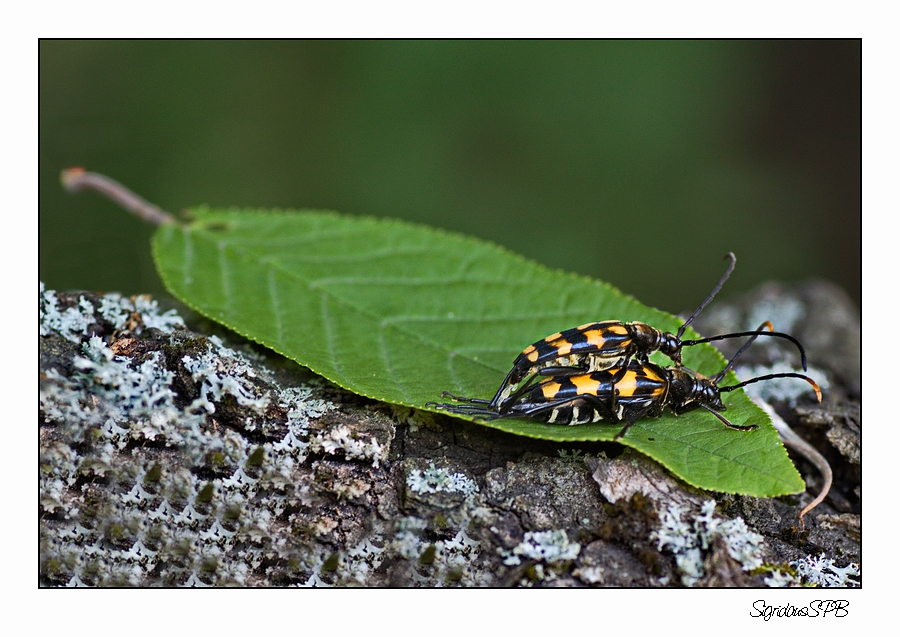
[40,282,185,341]
[298,518,486,587]
[502,529,580,566]
[309,424,388,468]
[407,463,478,495]
[129,295,184,332]
[77,335,178,417]
[40,283,96,341]
[268,386,331,467]
[790,554,860,587]
[42,335,222,464]
[182,338,271,415]
[97,294,131,329]
[41,285,372,587]
[652,500,763,586]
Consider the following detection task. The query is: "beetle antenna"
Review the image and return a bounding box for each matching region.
[682,328,808,371]
[696,402,757,431]
[676,252,736,340]
[711,320,773,384]
[718,372,822,402]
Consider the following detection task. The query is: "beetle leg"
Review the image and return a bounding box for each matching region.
[697,402,757,432]
[438,391,490,405]
[426,401,501,420]
[492,373,550,413]
[511,397,589,421]
[612,402,660,440]
[613,419,638,441]
[488,363,529,408]
[578,393,620,423]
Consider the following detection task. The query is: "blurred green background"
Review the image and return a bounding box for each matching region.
[40,40,860,314]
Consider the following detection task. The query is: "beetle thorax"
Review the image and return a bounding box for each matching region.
[655,331,683,364]
[628,322,668,360]
[666,368,724,412]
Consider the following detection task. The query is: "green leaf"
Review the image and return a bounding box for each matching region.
[152,206,804,498]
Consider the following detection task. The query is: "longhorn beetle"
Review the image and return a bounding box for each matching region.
[486,252,807,408]
[429,330,822,441]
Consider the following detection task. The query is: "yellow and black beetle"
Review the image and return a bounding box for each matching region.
[485,253,807,408]
[430,360,821,441]
[429,325,821,440]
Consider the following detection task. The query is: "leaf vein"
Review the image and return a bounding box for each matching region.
[268,269,283,345]
[218,240,232,315]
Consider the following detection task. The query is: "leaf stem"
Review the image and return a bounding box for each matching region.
[60,167,176,226]
[753,397,832,529]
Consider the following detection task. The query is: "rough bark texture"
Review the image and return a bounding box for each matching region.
[39,279,860,587]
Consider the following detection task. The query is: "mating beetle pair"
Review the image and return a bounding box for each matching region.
[432,339,821,440]
[429,253,821,439]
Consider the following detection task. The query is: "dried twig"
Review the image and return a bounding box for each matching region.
[61,167,175,227]
[754,398,832,528]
